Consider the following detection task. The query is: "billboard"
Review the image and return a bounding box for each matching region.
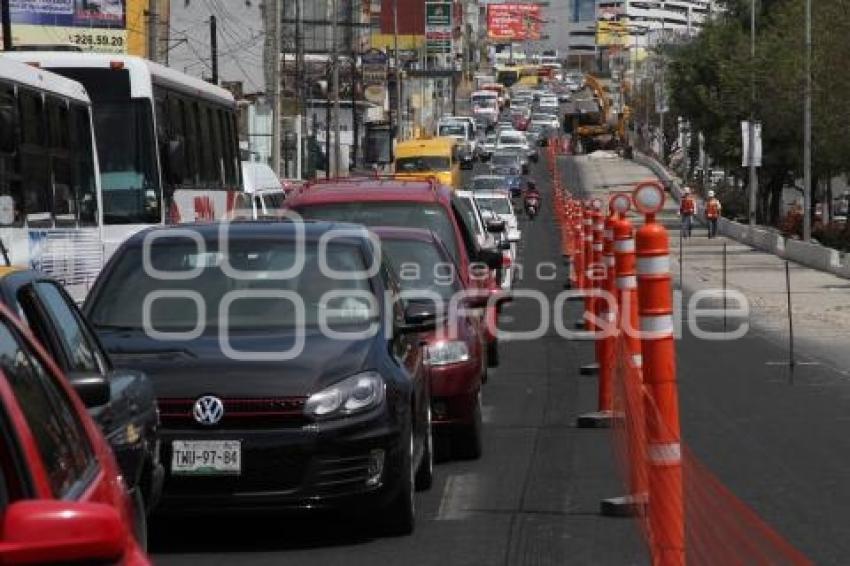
[425,1,453,55]
[8,0,127,53]
[486,3,542,42]
[596,20,629,47]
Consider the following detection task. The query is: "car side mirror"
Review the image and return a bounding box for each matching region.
[477,248,502,271]
[398,302,439,334]
[67,372,111,408]
[486,218,506,233]
[0,500,127,565]
[499,239,511,250]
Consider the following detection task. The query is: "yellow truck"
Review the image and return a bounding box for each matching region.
[393,136,460,189]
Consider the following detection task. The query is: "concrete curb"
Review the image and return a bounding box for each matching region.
[634,150,850,281]
[716,217,850,280]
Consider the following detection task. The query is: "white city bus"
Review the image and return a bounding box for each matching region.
[4,52,244,261]
[0,57,103,298]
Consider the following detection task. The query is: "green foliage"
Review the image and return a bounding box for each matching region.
[666,0,850,226]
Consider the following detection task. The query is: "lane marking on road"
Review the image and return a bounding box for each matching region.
[436,473,479,521]
[482,404,495,424]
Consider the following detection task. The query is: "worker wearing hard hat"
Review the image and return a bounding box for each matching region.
[679,187,696,238]
[705,190,722,238]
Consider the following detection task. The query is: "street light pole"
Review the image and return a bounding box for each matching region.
[802,0,812,241]
[331,0,341,177]
[748,0,759,226]
[393,0,403,141]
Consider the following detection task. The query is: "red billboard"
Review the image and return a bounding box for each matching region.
[487,3,542,41]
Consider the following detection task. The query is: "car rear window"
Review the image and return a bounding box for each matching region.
[476,196,512,215]
[296,202,462,265]
[88,241,375,331]
[381,239,460,301]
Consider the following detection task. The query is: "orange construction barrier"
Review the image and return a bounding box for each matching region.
[633,181,683,566]
[577,196,617,426]
[602,193,648,516]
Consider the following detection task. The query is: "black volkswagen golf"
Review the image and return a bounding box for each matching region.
[83,221,434,534]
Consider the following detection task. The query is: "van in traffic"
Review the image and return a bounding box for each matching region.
[394,137,460,189]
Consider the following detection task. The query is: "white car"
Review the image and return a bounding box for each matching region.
[475,191,520,289]
[479,133,498,160]
[241,161,285,219]
[538,95,560,114]
[530,113,561,131]
[456,189,516,291]
[497,129,537,166]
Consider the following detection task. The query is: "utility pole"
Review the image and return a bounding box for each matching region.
[209,16,218,85]
[351,58,359,170]
[802,0,812,241]
[147,0,159,62]
[1,0,12,51]
[331,0,341,177]
[393,0,402,141]
[271,0,282,176]
[748,0,759,226]
[296,0,305,179]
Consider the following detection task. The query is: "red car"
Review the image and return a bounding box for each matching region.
[373,227,488,459]
[0,304,148,565]
[286,178,505,366]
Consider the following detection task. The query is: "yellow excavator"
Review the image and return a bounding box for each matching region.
[567,74,630,154]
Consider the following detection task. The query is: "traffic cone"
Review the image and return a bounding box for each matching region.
[633,182,684,566]
[577,199,618,427]
[601,193,648,517]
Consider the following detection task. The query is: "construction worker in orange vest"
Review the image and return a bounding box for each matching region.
[705,190,722,238]
[679,186,696,238]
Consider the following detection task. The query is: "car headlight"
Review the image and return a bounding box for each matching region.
[426,341,470,366]
[304,372,386,420]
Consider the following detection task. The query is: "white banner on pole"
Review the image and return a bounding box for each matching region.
[741,121,763,167]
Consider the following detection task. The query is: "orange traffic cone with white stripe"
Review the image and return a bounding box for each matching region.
[633,181,684,566]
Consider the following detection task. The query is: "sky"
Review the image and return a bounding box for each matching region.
[168,0,266,93]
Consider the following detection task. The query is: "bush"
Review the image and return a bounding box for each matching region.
[813,222,850,252]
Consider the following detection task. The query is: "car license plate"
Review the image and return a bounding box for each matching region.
[171,440,241,475]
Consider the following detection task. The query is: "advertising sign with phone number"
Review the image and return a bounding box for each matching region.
[8,0,127,54]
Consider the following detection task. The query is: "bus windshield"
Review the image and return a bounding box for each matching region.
[94,100,161,224]
[51,67,162,225]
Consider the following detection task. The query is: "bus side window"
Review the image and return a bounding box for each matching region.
[207,105,223,188]
[47,97,73,227]
[0,83,22,226]
[181,98,198,186]
[72,105,96,226]
[196,101,213,186]
[18,89,50,227]
[219,108,235,187]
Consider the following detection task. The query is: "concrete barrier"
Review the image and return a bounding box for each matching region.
[784,239,841,272]
[633,149,850,280]
[718,218,749,242]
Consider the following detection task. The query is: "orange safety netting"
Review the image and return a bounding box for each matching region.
[609,306,813,565]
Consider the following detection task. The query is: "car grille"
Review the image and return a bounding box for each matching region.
[313,453,374,495]
[162,448,377,498]
[159,397,308,429]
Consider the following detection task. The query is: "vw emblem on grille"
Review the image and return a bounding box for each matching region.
[193,396,224,425]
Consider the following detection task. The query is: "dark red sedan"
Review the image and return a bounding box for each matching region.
[0,303,148,565]
[373,227,488,459]
[286,178,505,368]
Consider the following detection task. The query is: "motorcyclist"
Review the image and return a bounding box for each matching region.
[524,181,542,204]
[524,181,542,216]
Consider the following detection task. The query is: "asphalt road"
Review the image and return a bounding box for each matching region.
[149,157,648,565]
[567,153,850,565]
[149,150,850,565]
